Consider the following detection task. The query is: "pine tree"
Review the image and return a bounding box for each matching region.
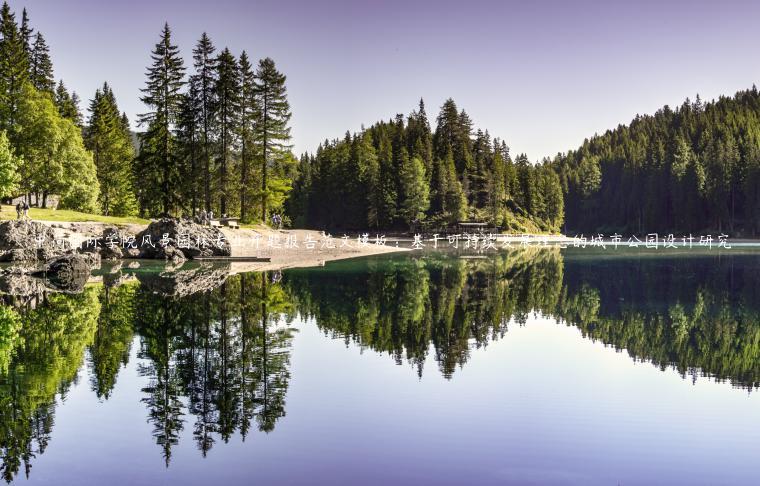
[212,47,240,215]
[238,51,256,222]
[86,83,138,216]
[137,23,185,216]
[398,154,429,226]
[443,148,466,222]
[19,7,31,59]
[190,32,216,211]
[176,84,200,216]
[253,57,291,222]
[55,80,82,126]
[0,2,29,135]
[29,32,54,93]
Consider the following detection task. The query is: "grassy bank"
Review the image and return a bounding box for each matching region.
[0,205,149,225]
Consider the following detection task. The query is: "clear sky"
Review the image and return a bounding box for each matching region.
[10,0,760,161]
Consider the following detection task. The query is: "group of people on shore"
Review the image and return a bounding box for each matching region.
[197,209,215,225]
[15,201,30,220]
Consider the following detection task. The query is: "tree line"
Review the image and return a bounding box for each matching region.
[136,25,293,221]
[553,88,760,236]
[287,98,564,232]
[0,3,294,221]
[0,2,99,212]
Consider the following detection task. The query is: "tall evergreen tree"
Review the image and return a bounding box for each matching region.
[0,1,29,135]
[253,57,291,222]
[29,32,54,93]
[398,154,429,226]
[190,33,216,212]
[137,23,185,216]
[238,51,256,222]
[19,7,31,59]
[212,47,240,215]
[86,83,137,216]
[176,83,200,216]
[54,80,82,126]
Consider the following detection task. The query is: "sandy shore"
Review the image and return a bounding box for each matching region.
[34,221,409,270]
[30,220,577,271]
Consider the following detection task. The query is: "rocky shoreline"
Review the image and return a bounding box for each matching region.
[0,218,232,288]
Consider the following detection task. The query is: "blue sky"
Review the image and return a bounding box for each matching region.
[11,0,760,160]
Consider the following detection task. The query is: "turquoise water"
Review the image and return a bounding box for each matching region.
[1,247,759,484]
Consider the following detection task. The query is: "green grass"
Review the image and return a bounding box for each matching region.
[0,205,149,225]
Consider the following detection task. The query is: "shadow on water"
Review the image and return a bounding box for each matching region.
[0,247,759,480]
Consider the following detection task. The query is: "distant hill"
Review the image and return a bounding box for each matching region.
[552,86,760,236]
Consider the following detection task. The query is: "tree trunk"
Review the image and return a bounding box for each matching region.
[261,93,268,223]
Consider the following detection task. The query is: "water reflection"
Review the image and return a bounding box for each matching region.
[0,248,759,481]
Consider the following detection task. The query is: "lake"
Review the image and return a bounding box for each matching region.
[1,246,759,485]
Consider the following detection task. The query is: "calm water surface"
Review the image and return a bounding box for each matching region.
[1,247,759,485]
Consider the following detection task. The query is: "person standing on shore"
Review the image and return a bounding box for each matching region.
[22,201,29,219]
[15,202,20,220]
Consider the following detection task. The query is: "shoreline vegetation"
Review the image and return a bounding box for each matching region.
[0,208,577,272]
[0,2,757,245]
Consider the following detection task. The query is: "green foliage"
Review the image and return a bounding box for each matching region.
[29,32,53,93]
[86,83,137,216]
[15,82,98,211]
[54,80,82,126]
[0,287,100,482]
[136,23,185,216]
[0,304,20,373]
[289,99,561,231]
[398,155,429,225]
[254,57,292,222]
[0,130,19,198]
[0,2,29,132]
[555,88,760,235]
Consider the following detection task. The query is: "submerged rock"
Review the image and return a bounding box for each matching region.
[0,268,49,296]
[135,218,231,261]
[0,220,66,262]
[136,262,231,297]
[32,253,93,292]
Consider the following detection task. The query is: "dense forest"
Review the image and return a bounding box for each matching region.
[286,99,564,233]
[0,3,295,221]
[4,2,760,234]
[136,26,295,220]
[554,88,760,236]
[0,3,98,211]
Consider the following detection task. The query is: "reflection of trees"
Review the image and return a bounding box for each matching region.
[285,248,564,378]
[556,252,760,388]
[0,269,296,480]
[133,271,295,463]
[0,288,100,482]
[3,249,760,481]
[89,283,137,399]
[285,249,760,388]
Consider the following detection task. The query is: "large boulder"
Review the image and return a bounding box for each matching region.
[78,226,140,260]
[31,253,93,292]
[135,218,231,261]
[0,220,66,262]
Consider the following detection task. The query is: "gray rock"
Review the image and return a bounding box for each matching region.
[0,268,49,296]
[0,220,66,262]
[135,218,231,260]
[78,226,137,260]
[32,253,93,292]
[136,262,231,297]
